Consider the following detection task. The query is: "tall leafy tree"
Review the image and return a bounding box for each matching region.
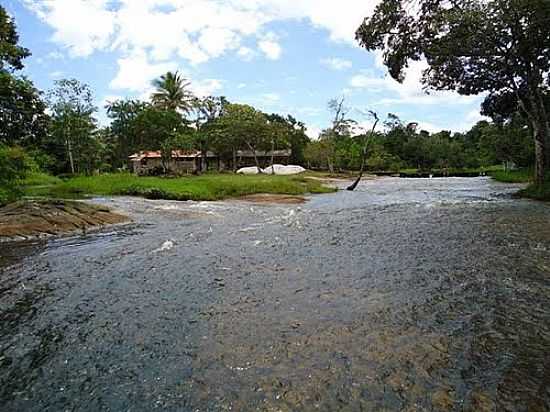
[211,104,272,171]
[0,5,48,148]
[192,96,228,172]
[356,0,550,184]
[105,99,149,168]
[319,97,357,173]
[151,71,194,113]
[266,114,308,166]
[0,6,30,72]
[47,79,98,174]
[0,72,48,146]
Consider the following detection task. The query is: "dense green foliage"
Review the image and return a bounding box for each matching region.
[305,111,534,173]
[0,145,30,205]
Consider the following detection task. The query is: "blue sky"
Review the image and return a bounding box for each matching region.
[5,0,487,137]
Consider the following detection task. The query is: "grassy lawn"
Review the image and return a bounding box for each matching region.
[21,172,336,202]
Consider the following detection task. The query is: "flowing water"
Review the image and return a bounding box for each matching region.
[1,177,550,411]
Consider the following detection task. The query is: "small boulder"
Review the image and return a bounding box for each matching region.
[237,166,262,175]
[262,165,307,175]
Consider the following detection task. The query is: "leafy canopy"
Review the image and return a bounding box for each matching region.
[356,0,550,95]
[151,71,194,113]
[0,6,30,72]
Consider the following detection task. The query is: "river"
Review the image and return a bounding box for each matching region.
[1,177,550,411]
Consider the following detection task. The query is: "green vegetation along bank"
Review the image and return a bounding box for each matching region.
[22,172,336,203]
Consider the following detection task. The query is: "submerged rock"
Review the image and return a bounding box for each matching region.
[0,200,129,241]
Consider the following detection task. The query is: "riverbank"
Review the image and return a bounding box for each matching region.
[488,169,550,201]
[22,172,336,202]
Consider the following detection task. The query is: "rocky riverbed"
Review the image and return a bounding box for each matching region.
[1,177,550,411]
[0,200,128,241]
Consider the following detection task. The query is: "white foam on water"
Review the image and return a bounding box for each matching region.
[153,240,175,253]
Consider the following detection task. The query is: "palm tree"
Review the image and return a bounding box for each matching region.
[151,71,194,113]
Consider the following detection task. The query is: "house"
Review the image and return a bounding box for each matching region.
[230,150,292,170]
[129,149,292,175]
[129,150,218,175]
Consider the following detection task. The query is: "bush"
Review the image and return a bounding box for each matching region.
[0,145,30,206]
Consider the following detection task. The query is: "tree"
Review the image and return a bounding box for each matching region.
[356,0,550,184]
[347,110,380,191]
[0,145,30,205]
[192,96,228,172]
[0,6,30,72]
[318,97,357,173]
[214,104,271,171]
[0,72,48,146]
[0,5,48,148]
[267,114,309,166]
[151,71,194,113]
[105,99,149,169]
[47,79,98,174]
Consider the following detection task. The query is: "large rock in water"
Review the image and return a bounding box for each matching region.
[0,200,129,241]
[262,165,307,175]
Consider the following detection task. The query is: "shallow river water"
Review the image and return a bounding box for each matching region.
[2,177,550,411]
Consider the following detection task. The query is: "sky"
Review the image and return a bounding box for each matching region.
[5,0,488,138]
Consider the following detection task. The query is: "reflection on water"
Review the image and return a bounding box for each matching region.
[1,177,550,411]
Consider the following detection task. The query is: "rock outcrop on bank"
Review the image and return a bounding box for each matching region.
[0,200,129,241]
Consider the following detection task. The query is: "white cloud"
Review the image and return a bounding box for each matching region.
[350,59,480,106]
[24,0,379,64]
[321,57,352,71]
[306,125,322,139]
[24,0,116,57]
[109,49,178,92]
[237,46,256,61]
[191,79,223,97]
[258,39,282,60]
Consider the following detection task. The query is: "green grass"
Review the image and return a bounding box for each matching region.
[21,171,63,186]
[22,172,336,202]
[489,169,532,183]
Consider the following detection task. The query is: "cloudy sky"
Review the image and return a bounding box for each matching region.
[6,0,487,137]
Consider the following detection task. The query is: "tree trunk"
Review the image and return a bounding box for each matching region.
[270,139,275,174]
[66,138,75,175]
[534,89,550,170]
[533,119,547,185]
[246,141,262,173]
[347,115,379,191]
[327,157,334,174]
[232,148,237,173]
[347,151,367,191]
[199,139,209,174]
[531,96,548,186]
[520,91,547,185]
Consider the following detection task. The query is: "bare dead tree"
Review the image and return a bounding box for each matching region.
[347,110,380,191]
